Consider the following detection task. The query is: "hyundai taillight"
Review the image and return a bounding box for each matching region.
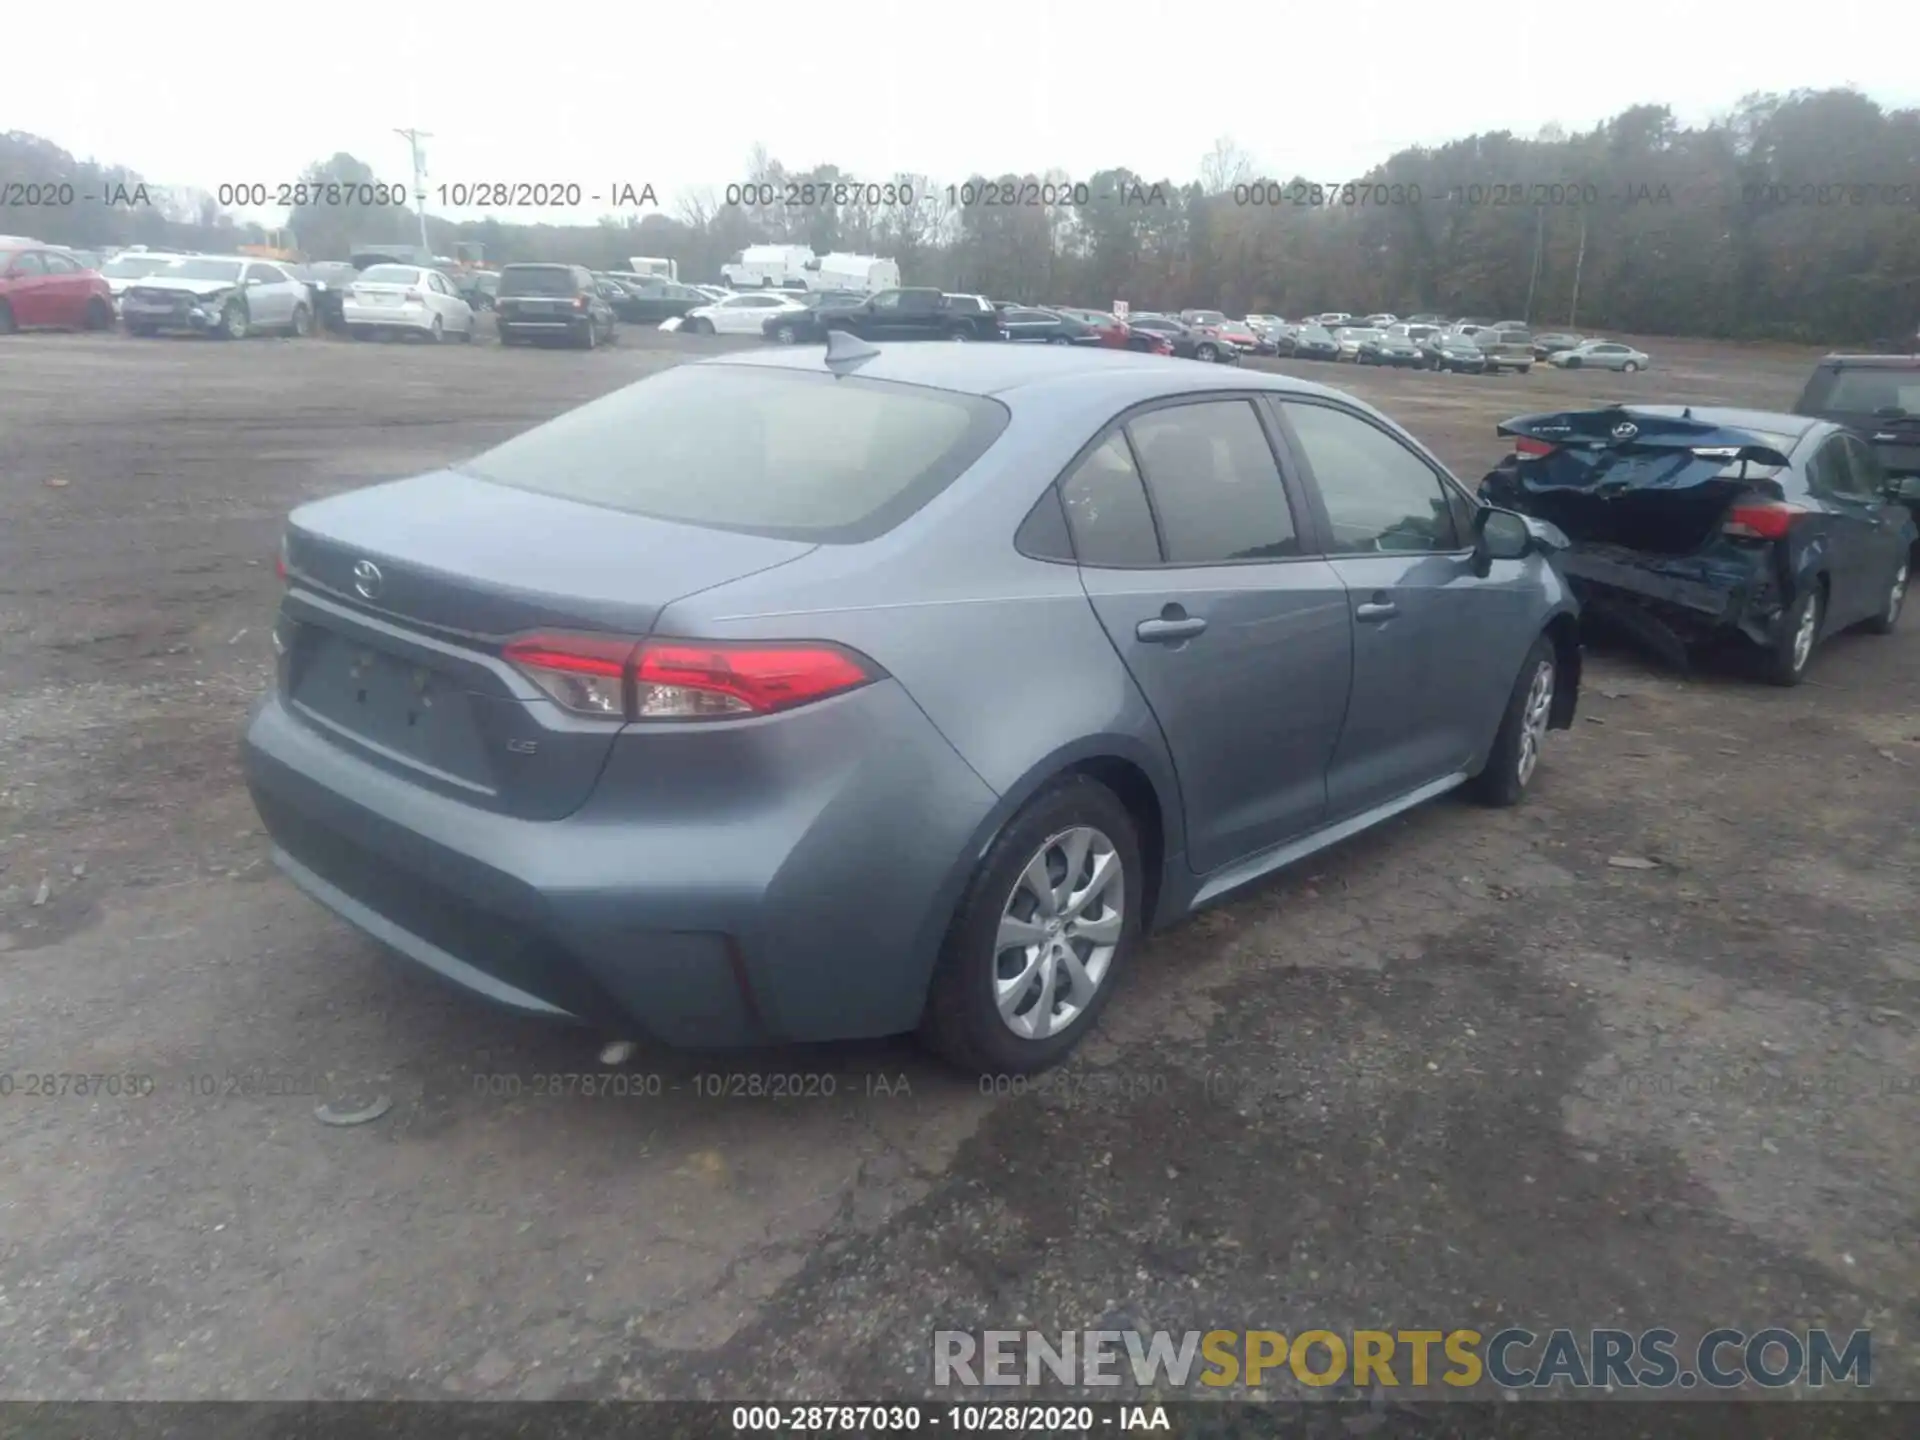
[503,633,876,721]
[1513,437,1558,457]
[1723,501,1806,540]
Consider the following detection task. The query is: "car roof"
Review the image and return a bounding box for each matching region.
[1814,353,1920,368]
[699,342,1364,404]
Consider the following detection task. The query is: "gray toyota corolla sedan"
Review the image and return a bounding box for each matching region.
[243,338,1581,1073]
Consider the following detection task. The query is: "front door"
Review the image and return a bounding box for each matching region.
[1275,397,1539,821]
[1066,400,1353,875]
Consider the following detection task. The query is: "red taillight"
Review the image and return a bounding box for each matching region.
[573,294,589,310]
[503,633,638,718]
[1154,340,1173,356]
[634,641,872,719]
[1723,501,1805,540]
[502,633,873,721]
[1513,437,1557,457]
[275,537,289,581]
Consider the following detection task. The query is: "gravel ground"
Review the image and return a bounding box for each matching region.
[0,322,1914,1403]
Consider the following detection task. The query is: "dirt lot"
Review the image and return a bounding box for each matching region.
[1,324,1915,1402]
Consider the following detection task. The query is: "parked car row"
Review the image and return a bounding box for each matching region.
[1243,316,1653,376]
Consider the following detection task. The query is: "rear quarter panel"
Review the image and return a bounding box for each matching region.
[654,374,1196,898]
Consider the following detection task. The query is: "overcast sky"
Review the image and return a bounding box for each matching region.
[14,0,1916,227]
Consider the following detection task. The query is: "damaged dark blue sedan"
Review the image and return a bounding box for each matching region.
[1481,406,1917,685]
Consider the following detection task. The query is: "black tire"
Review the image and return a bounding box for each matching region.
[947,327,970,342]
[772,322,798,344]
[124,322,155,338]
[1469,634,1558,808]
[1563,356,1582,368]
[690,318,714,335]
[219,300,248,340]
[603,320,618,345]
[578,320,595,350]
[919,776,1143,1075]
[1195,342,1217,362]
[1762,585,1823,687]
[1862,556,1908,635]
[1047,335,1072,346]
[1518,364,1532,374]
[428,316,444,344]
[288,303,312,338]
[1621,360,1640,373]
[84,297,113,331]
[499,328,519,346]
[0,299,16,334]
[457,320,474,344]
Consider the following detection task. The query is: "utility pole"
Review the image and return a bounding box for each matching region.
[1568,211,1588,329]
[1524,205,1545,325]
[394,128,433,257]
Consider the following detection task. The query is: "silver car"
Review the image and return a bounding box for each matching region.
[1548,339,1649,372]
[120,255,314,338]
[243,341,1580,1072]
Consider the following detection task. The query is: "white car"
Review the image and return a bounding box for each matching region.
[340,264,476,343]
[119,256,313,338]
[677,291,810,336]
[99,252,190,306]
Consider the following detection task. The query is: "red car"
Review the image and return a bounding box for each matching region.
[1050,305,1133,349]
[0,242,115,333]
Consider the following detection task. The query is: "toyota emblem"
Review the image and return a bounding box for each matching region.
[352,560,384,600]
[1610,420,1640,440]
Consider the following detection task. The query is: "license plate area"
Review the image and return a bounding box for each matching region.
[290,630,494,783]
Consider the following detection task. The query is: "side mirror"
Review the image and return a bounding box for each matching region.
[246,276,265,287]
[1471,506,1534,577]
[1892,475,1920,502]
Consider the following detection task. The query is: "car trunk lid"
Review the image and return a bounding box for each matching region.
[1484,408,1793,556]
[279,470,815,819]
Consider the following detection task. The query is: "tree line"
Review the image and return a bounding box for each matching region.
[4,89,1916,343]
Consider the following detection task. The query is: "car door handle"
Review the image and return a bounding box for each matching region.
[1136,615,1208,643]
[1355,600,1398,623]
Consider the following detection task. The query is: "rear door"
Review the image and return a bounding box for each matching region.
[1813,433,1904,625]
[1068,398,1353,874]
[894,290,944,338]
[40,251,90,325]
[1275,397,1534,820]
[1002,308,1054,342]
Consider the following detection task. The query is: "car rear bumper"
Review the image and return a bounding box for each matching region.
[1556,545,1782,653]
[242,681,998,1047]
[342,305,434,331]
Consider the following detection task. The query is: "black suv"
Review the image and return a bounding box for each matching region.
[1794,354,1920,520]
[821,287,1004,342]
[494,264,618,349]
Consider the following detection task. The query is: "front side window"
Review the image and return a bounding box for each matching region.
[1283,402,1461,553]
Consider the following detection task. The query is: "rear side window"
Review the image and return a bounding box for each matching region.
[1283,402,1461,553]
[1060,434,1161,566]
[498,266,576,296]
[460,364,1009,543]
[1126,400,1301,563]
[1801,366,1920,416]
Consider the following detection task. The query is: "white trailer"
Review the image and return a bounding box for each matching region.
[809,253,900,293]
[625,256,678,280]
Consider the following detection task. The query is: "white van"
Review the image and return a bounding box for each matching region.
[625,256,677,281]
[810,253,900,293]
[720,244,815,290]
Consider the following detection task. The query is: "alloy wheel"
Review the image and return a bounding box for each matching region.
[1791,593,1821,673]
[994,826,1124,1041]
[1516,659,1555,786]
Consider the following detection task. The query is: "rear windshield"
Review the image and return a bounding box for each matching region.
[458,364,1011,543]
[103,255,176,278]
[172,259,243,282]
[1802,367,1920,416]
[498,266,576,296]
[359,265,420,285]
